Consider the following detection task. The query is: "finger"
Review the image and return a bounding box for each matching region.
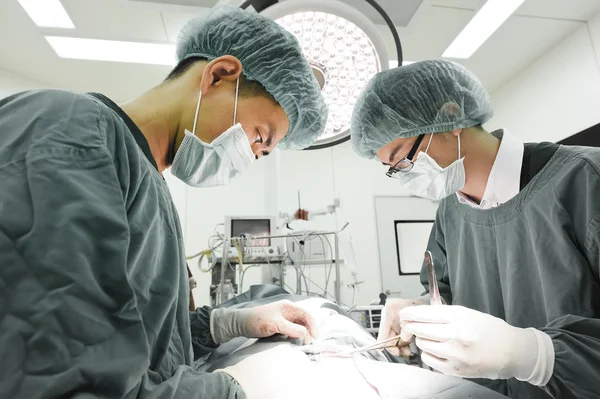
[400,305,453,323]
[277,319,309,340]
[414,337,454,360]
[281,302,319,340]
[399,328,413,344]
[420,351,452,375]
[377,306,396,342]
[400,346,412,357]
[401,321,453,342]
[385,346,400,356]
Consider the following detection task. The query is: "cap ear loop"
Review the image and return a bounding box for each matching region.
[192,87,202,136]
[457,132,461,160]
[425,133,434,154]
[233,77,239,125]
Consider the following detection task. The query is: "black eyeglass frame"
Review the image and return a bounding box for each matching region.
[386,134,426,177]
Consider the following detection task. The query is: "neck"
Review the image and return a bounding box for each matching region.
[459,128,501,203]
[120,83,183,172]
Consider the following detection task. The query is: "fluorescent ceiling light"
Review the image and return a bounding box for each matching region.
[443,0,525,59]
[389,60,414,68]
[46,37,176,66]
[18,0,75,29]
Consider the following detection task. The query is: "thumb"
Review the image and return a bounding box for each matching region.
[277,319,309,340]
[400,328,413,344]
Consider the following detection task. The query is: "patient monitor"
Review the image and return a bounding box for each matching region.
[224,216,280,257]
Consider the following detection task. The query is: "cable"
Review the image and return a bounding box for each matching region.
[239,264,262,293]
[319,234,335,296]
[290,235,310,295]
[262,246,275,283]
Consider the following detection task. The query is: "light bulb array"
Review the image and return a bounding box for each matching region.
[276,11,380,140]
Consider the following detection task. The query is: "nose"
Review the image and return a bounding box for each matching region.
[251,143,264,159]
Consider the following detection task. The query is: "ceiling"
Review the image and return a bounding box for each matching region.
[0,0,598,102]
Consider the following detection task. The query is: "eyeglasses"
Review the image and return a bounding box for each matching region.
[386,134,425,177]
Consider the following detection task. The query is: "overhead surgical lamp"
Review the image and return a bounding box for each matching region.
[239,0,403,149]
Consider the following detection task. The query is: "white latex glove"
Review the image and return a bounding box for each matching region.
[377,296,429,356]
[400,305,553,384]
[210,300,319,344]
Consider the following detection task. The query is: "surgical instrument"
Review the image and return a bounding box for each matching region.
[425,250,442,306]
[300,334,410,360]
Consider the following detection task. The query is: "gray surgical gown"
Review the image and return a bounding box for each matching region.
[0,90,245,398]
[422,144,600,398]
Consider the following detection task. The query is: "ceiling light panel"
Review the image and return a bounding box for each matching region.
[443,0,525,59]
[18,0,75,29]
[46,37,176,65]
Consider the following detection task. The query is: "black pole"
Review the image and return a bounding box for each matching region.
[363,0,403,66]
[239,0,278,12]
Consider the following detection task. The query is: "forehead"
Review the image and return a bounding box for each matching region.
[376,137,412,162]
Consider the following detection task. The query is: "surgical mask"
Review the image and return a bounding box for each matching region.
[392,133,465,201]
[171,77,255,187]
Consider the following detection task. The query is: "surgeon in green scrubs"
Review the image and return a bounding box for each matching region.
[0,5,326,399]
[351,60,600,398]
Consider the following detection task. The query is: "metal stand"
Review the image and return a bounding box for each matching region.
[219,237,230,305]
[251,230,343,304]
[212,231,346,304]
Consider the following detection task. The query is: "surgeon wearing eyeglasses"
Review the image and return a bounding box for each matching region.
[351,60,600,398]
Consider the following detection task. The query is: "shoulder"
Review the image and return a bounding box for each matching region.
[555,145,600,174]
[0,89,118,152]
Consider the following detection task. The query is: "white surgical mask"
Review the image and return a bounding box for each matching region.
[171,77,255,187]
[392,133,466,201]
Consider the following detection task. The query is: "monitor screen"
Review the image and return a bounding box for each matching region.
[230,219,271,247]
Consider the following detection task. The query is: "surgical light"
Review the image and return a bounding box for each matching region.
[244,0,403,149]
[17,0,75,29]
[443,0,526,59]
[275,11,378,142]
[389,60,414,68]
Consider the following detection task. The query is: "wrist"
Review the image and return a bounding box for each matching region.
[511,328,554,386]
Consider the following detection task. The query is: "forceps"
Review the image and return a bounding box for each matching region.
[345,334,411,356]
[300,334,410,360]
[425,250,442,306]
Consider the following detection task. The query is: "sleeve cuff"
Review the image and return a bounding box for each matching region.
[521,328,555,386]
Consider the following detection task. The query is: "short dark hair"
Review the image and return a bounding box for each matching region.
[165,56,276,103]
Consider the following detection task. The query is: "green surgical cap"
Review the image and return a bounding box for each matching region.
[350,60,493,159]
[176,4,328,150]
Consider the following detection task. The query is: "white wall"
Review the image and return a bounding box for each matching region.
[488,14,600,142]
[0,68,45,98]
[173,153,288,306]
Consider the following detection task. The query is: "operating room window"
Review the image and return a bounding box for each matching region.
[394,221,434,275]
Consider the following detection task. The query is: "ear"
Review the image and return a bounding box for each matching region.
[450,128,463,137]
[200,55,243,95]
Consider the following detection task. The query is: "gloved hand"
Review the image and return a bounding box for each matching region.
[210,300,319,344]
[400,305,552,383]
[377,296,429,356]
